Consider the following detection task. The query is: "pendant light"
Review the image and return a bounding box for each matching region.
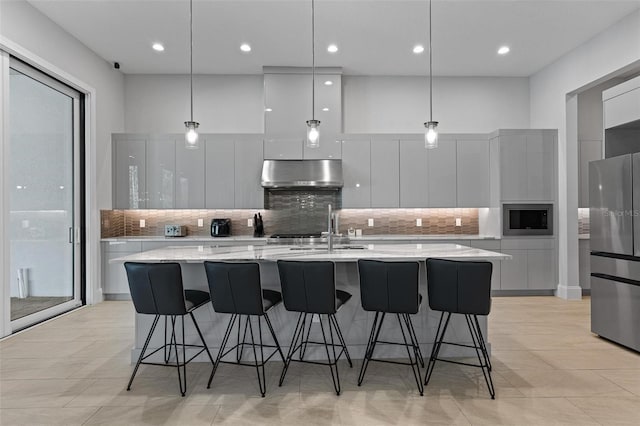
[424,0,438,149]
[306,0,320,148]
[184,0,199,149]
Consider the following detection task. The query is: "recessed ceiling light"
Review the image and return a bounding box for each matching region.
[265,108,273,112]
[324,80,333,86]
[327,44,338,53]
[413,45,424,54]
[240,43,252,52]
[498,46,510,55]
[152,43,165,52]
[322,107,330,112]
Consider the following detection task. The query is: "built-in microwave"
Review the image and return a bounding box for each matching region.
[503,204,553,236]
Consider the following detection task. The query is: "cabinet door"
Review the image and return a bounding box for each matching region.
[457,139,490,207]
[342,139,371,208]
[604,87,640,129]
[427,139,457,207]
[371,139,399,208]
[146,137,175,208]
[234,136,264,208]
[303,137,342,159]
[103,252,135,295]
[264,139,303,160]
[264,73,310,136]
[205,137,235,208]
[527,249,556,290]
[500,249,528,290]
[500,134,527,201]
[578,240,591,289]
[399,140,428,207]
[526,132,555,201]
[175,138,205,208]
[113,137,146,209]
[579,140,603,208]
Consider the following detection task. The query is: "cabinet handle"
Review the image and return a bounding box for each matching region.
[68,227,74,244]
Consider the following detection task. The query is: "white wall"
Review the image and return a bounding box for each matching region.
[530,8,640,299]
[344,76,530,133]
[124,74,264,133]
[0,0,125,209]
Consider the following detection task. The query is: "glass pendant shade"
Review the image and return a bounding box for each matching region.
[184,121,199,149]
[424,121,438,149]
[306,119,320,148]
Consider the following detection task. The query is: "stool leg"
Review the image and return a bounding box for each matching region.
[299,314,313,360]
[190,311,214,364]
[474,315,492,372]
[263,313,285,362]
[127,314,160,391]
[163,316,170,364]
[236,315,249,362]
[357,311,382,386]
[404,313,425,368]
[466,314,495,399]
[247,316,267,397]
[424,311,451,386]
[208,314,238,389]
[397,314,424,396]
[279,312,305,387]
[330,314,352,368]
[320,314,341,396]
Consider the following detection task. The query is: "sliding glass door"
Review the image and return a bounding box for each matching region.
[8,59,82,329]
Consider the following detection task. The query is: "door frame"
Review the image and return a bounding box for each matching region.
[0,36,99,337]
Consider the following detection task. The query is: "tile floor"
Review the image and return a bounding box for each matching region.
[0,297,639,425]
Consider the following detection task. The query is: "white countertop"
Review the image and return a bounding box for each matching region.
[101,234,499,243]
[111,243,511,263]
[101,236,269,242]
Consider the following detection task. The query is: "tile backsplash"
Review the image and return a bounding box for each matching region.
[578,208,589,235]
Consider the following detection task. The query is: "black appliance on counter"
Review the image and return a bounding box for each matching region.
[211,218,231,237]
[502,204,553,236]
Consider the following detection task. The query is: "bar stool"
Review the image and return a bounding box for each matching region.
[203,261,284,397]
[357,259,425,395]
[277,260,353,396]
[424,258,495,399]
[124,262,214,397]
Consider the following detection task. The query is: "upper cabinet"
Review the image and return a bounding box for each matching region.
[113,136,146,209]
[497,129,556,202]
[399,139,429,207]
[264,68,342,159]
[457,139,490,207]
[234,136,264,209]
[427,139,457,207]
[342,139,371,208]
[146,136,176,209]
[263,139,303,160]
[371,139,400,208]
[205,137,235,209]
[603,76,640,129]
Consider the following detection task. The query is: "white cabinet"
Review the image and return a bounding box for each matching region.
[499,130,556,202]
[234,136,264,209]
[264,139,303,160]
[579,239,591,289]
[102,241,142,297]
[342,139,371,208]
[304,138,342,160]
[579,140,603,208]
[604,86,640,129]
[427,139,457,207]
[371,139,400,208]
[457,139,490,207]
[176,139,205,208]
[500,249,528,290]
[113,136,146,209]
[205,137,235,208]
[399,140,428,207]
[527,249,557,290]
[500,238,557,291]
[146,137,175,208]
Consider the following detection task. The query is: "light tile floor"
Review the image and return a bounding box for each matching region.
[0,297,639,425]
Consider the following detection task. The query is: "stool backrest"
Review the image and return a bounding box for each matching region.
[358,259,420,314]
[203,261,264,315]
[124,262,188,315]
[277,260,336,314]
[426,259,492,315]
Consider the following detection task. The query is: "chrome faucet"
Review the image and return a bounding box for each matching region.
[327,203,334,253]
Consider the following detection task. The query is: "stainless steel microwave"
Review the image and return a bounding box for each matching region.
[503,204,553,236]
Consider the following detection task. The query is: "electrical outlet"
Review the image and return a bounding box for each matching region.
[368,218,374,227]
[455,218,462,227]
[247,218,253,227]
[139,219,146,228]
[416,218,422,227]
[197,218,204,227]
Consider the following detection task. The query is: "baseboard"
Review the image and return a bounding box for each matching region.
[491,290,555,297]
[104,293,131,301]
[555,284,583,300]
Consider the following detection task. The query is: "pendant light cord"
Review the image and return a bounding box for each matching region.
[311,0,316,120]
[189,0,194,122]
[429,0,433,122]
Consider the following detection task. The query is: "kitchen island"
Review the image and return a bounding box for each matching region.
[113,243,510,362]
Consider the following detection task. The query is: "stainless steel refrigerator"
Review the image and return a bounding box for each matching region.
[589,153,640,352]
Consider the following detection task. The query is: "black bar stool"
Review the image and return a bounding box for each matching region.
[357,259,425,395]
[124,262,214,397]
[277,260,353,396]
[424,258,495,399]
[203,261,284,397]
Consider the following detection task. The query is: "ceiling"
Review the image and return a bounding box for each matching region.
[28,0,640,76]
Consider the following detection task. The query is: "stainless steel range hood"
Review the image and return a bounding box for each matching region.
[261,159,343,189]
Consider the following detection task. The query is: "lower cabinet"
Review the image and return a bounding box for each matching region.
[579,239,591,289]
[500,247,557,291]
[102,242,142,297]
[500,250,528,290]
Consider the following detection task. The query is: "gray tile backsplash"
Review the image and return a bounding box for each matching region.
[264,190,342,234]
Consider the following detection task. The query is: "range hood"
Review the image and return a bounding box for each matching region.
[261,159,343,189]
